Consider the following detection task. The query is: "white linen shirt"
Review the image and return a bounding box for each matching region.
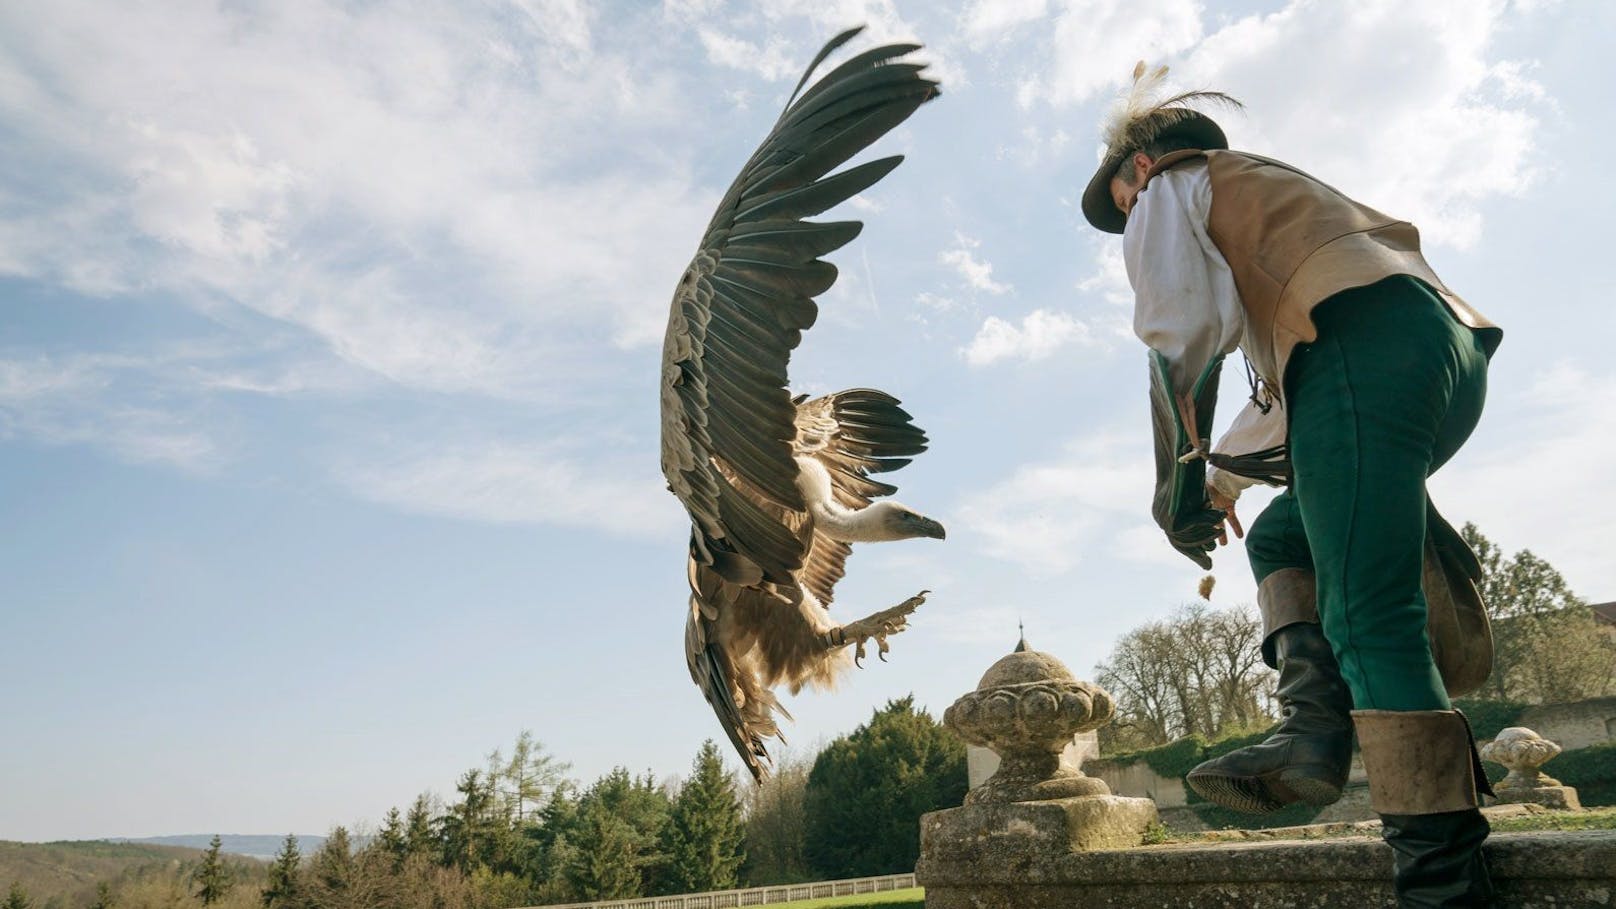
[1122,160,1285,499]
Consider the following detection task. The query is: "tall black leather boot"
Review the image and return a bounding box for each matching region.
[1186,569,1354,813]
[1356,709,1494,907]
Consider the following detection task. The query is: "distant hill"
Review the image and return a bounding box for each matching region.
[112,834,324,861]
[0,839,211,902]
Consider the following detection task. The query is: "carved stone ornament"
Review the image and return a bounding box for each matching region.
[1480,726,1582,810]
[944,649,1115,805]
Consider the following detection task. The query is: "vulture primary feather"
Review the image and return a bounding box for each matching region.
[659,27,944,780]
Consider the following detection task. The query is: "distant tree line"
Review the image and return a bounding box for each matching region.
[8,701,964,909]
[1461,524,1616,703]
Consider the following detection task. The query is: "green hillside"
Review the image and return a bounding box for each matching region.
[0,839,260,907]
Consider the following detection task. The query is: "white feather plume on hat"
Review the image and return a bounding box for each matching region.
[1100,60,1243,156]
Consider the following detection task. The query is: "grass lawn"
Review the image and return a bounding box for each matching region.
[1488,805,1616,833]
[754,887,924,909]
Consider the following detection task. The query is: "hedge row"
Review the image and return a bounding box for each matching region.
[1453,698,1530,740]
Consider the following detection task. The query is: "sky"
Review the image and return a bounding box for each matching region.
[3,0,1614,842]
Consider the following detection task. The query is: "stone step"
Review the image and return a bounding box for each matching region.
[917,828,1616,908]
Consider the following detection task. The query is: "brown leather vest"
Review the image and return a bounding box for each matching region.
[1143,149,1501,393]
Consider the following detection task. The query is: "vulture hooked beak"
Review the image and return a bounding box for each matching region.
[908,513,947,540]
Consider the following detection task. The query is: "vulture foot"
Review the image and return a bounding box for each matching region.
[840,590,929,667]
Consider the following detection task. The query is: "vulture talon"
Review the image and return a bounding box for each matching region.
[840,589,929,669]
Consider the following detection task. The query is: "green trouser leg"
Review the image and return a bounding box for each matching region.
[1245,276,1490,712]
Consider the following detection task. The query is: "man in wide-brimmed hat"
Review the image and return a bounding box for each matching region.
[1085,63,1501,906]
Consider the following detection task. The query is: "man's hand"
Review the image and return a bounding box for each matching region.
[1208,486,1243,546]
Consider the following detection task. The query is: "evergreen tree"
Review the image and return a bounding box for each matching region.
[2,883,31,909]
[439,769,500,871]
[87,882,115,909]
[193,834,234,905]
[378,807,407,863]
[551,767,673,900]
[527,783,583,903]
[403,794,437,858]
[262,833,302,909]
[662,741,745,894]
[566,801,643,900]
[803,696,967,878]
[306,826,354,907]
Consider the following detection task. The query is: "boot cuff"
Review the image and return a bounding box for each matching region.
[1353,709,1484,815]
[1257,568,1319,668]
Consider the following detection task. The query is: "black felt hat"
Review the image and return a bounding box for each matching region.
[1081,63,1240,234]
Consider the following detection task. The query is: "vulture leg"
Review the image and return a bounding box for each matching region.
[825,590,929,667]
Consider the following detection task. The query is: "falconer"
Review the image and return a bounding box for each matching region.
[1082,64,1502,907]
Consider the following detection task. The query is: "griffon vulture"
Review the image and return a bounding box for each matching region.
[659,28,944,780]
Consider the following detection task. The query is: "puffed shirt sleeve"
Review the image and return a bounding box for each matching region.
[1124,163,1244,397]
[1124,162,1278,500]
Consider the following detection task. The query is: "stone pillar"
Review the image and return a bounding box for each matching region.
[917,645,1158,907]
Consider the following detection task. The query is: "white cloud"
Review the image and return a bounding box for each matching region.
[958,0,1049,46]
[953,430,1169,574]
[939,231,1011,295]
[1176,0,1545,249]
[962,309,1094,366]
[848,193,885,214]
[994,0,1549,250]
[695,28,801,81]
[1045,0,1203,105]
[678,0,962,87]
[0,0,709,394]
[342,445,684,538]
[1077,237,1132,307]
[996,125,1071,166]
[0,353,223,470]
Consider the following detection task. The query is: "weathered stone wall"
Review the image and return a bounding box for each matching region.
[1519,697,1616,752]
[1094,758,1190,808]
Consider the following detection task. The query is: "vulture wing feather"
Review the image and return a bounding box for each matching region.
[660,31,937,586]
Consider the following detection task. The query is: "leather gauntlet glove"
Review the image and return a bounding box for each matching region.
[1149,351,1226,569]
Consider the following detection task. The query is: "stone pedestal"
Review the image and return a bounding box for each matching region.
[1481,727,1583,810]
[919,641,1161,905]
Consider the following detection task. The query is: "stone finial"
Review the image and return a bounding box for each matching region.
[944,647,1115,805]
[1480,727,1581,810]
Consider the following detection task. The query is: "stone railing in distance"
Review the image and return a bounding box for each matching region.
[524,872,918,909]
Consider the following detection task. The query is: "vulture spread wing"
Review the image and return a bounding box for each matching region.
[660,28,939,780]
[660,26,938,592]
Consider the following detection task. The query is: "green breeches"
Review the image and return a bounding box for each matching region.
[1244,277,1491,711]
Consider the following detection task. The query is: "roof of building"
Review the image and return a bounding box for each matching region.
[1591,601,1616,626]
